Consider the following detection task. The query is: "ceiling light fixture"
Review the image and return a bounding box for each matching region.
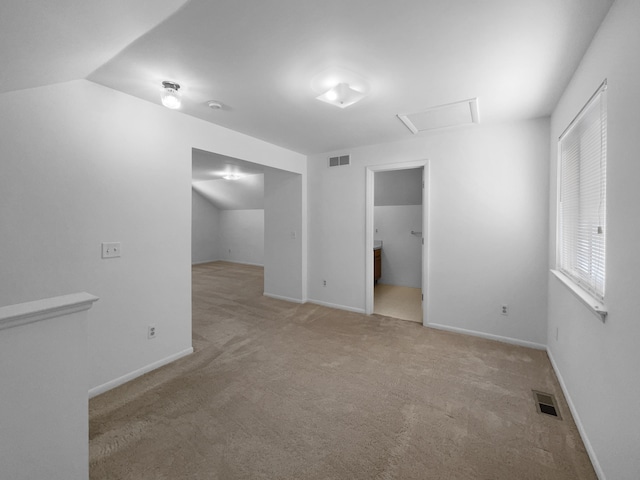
[207,100,223,110]
[316,82,366,109]
[222,173,242,180]
[161,81,181,109]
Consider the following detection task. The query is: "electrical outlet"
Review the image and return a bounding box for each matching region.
[101,242,121,258]
[501,304,508,316]
[323,280,327,287]
[148,325,157,340]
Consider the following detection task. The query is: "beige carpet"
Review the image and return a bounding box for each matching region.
[374,284,422,323]
[89,261,596,480]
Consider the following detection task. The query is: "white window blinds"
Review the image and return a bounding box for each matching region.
[558,80,607,300]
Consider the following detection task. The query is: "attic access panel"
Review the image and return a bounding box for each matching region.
[398,98,479,134]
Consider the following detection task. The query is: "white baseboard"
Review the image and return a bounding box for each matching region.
[191,259,220,265]
[546,350,605,480]
[88,347,194,398]
[224,260,264,267]
[305,298,366,314]
[263,292,304,304]
[426,322,546,350]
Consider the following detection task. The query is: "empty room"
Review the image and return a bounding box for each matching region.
[1,1,639,479]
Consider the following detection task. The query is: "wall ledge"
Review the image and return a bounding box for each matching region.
[550,270,607,321]
[0,292,99,332]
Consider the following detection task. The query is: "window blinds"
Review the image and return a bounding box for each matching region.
[558,81,607,300]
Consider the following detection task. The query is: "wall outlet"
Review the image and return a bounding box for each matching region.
[323,280,327,287]
[148,325,157,339]
[101,242,121,258]
[501,304,508,316]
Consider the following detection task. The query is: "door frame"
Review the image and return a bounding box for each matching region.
[365,160,430,325]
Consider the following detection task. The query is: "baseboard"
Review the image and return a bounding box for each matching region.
[88,347,194,398]
[546,349,606,480]
[192,259,219,265]
[426,322,546,350]
[305,299,366,314]
[224,260,264,267]
[263,292,304,304]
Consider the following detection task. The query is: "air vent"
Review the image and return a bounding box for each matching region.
[397,98,479,134]
[328,154,350,167]
[533,390,562,419]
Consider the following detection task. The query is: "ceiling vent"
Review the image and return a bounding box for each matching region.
[328,155,350,168]
[397,98,479,134]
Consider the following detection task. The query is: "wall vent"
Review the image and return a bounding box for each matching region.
[533,390,562,419]
[328,155,350,167]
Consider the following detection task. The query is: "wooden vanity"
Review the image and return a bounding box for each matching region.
[374,246,382,283]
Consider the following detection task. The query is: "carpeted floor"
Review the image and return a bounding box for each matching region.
[89,261,596,479]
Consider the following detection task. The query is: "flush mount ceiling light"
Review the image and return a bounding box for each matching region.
[160,81,181,109]
[316,83,366,109]
[312,67,370,109]
[222,173,242,180]
[207,100,223,110]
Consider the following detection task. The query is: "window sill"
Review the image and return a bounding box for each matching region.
[550,270,607,322]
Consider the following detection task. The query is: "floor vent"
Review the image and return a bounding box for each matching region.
[328,155,350,167]
[533,390,562,419]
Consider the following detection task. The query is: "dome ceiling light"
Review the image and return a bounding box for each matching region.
[160,81,181,109]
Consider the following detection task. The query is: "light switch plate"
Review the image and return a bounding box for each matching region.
[101,242,121,259]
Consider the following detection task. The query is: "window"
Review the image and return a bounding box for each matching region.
[557,80,607,301]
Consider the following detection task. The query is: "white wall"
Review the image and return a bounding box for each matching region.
[547,1,640,478]
[374,205,422,287]
[264,169,304,302]
[192,189,220,264]
[219,209,264,266]
[374,168,423,288]
[308,119,550,347]
[375,168,422,206]
[0,79,306,393]
[0,294,96,480]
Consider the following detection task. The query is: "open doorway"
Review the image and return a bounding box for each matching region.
[191,148,305,303]
[365,161,429,324]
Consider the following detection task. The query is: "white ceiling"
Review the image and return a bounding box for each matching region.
[0,0,189,94]
[192,148,274,210]
[2,0,613,155]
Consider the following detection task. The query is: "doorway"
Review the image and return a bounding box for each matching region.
[365,161,429,324]
[191,148,305,302]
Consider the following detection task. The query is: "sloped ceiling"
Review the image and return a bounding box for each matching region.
[0,0,189,94]
[192,148,268,210]
[2,0,614,154]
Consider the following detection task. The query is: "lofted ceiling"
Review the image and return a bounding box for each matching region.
[2,0,614,155]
